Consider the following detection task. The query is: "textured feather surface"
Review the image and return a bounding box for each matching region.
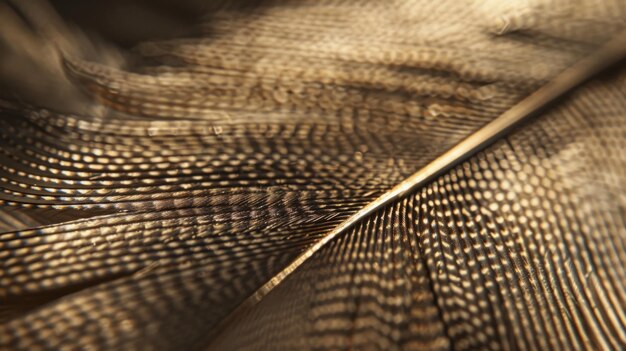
[209,65,626,351]
[0,0,625,350]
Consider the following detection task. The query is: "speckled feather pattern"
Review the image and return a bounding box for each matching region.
[0,1,625,350]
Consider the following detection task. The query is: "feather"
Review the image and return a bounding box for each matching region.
[0,1,625,350]
[207,33,626,350]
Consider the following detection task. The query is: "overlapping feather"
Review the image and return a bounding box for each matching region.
[0,0,625,350]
